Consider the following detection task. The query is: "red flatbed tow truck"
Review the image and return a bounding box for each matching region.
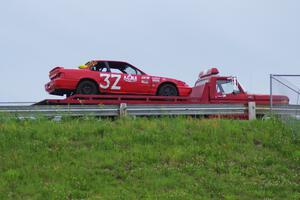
[36,68,288,106]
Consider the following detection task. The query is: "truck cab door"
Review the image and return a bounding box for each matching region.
[210,77,248,104]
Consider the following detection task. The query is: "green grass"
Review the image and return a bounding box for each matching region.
[0,117,299,199]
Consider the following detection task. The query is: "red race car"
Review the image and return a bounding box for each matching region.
[45,60,192,97]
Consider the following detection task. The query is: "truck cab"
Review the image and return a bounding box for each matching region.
[191,68,289,105]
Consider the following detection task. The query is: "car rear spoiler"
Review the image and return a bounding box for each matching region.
[49,66,64,73]
[49,66,64,79]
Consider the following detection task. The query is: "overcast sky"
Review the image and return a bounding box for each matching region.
[1,0,299,102]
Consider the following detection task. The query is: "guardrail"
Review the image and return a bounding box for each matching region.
[0,102,299,119]
[257,104,300,116]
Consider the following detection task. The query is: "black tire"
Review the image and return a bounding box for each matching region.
[76,80,99,95]
[157,84,178,96]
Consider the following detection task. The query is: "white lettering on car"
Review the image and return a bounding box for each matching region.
[111,74,121,90]
[100,73,121,90]
[152,77,160,83]
[100,74,110,89]
[141,76,150,79]
[141,80,149,84]
[124,75,137,82]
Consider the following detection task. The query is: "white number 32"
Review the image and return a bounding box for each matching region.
[99,74,121,90]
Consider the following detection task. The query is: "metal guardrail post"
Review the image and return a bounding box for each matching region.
[248,102,256,120]
[119,103,128,117]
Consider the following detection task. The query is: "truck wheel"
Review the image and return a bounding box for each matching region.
[76,80,99,95]
[157,84,178,96]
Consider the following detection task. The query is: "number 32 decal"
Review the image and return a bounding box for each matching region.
[100,74,121,90]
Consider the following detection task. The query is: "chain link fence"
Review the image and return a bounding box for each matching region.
[270,74,300,108]
[270,74,300,142]
[270,74,300,105]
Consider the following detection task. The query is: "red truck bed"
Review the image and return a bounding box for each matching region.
[35,94,202,105]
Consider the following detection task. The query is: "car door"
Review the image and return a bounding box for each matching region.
[107,62,152,95]
[100,62,130,94]
[122,64,152,94]
[98,64,123,94]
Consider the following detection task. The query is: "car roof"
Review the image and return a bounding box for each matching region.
[88,60,147,75]
[91,60,128,64]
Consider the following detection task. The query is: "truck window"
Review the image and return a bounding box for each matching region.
[216,80,240,95]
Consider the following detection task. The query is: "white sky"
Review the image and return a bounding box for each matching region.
[1,0,300,102]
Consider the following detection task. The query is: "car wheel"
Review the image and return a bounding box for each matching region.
[157,84,178,96]
[76,80,99,95]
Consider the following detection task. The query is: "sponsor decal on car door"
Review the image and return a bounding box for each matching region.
[124,75,137,83]
[139,75,152,94]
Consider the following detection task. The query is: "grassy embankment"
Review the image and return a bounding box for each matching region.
[0,117,299,199]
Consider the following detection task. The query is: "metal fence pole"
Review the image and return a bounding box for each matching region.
[297,89,300,105]
[270,74,273,113]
